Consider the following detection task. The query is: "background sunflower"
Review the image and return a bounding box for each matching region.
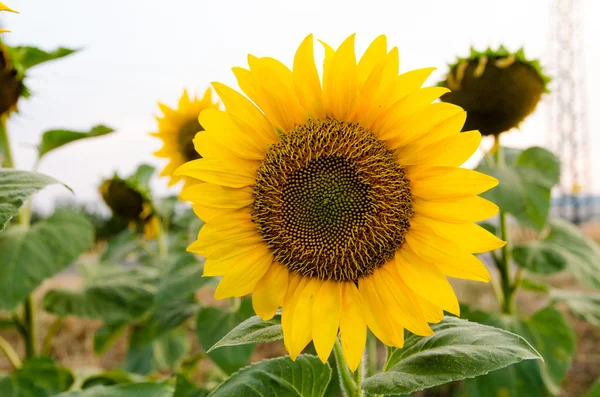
[151,88,220,188]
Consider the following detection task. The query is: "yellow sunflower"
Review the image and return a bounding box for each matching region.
[151,88,219,187]
[0,2,17,34]
[176,34,504,371]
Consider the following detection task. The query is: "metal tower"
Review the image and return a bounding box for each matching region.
[547,0,591,224]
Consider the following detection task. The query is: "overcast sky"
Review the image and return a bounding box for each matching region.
[2,0,599,211]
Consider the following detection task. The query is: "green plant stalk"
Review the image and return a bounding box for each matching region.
[23,295,37,358]
[0,335,22,369]
[494,138,515,314]
[333,339,362,397]
[157,219,168,258]
[0,115,14,168]
[41,317,63,355]
[366,332,377,376]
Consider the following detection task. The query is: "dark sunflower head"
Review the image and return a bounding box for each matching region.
[438,46,551,136]
[0,43,22,116]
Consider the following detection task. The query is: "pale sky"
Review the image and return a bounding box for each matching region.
[2,0,599,211]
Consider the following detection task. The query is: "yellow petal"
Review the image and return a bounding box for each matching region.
[191,234,264,263]
[214,244,273,299]
[0,3,18,12]
[339,282,367,372]
[372,87,450,139]
[252,262,289,320]
[400,107,467,151]
[212,82,277,142]
[396,247,460,315]
[247,56,306,131]
[419,298,444,323]
[412,196,499,223]
[405,225,491,282]
[232,66,260,107]
[180,183,253,207]
[293,34,325,119]
[312,281,342,363]
[380,101,459,144]
[175,158,258,189]
[392,67,437,102]
[410,167,499,200]
[412,214,505,253]
[200,86,214,106]
[283,278,322,359]
[374,265,433,336]
[195,211,255,251]
[178,89,192,110]
[322,34,359,120]
[396,130,481,167]
[193,130,239,159]
[199,109,269,160]
[359,275,404,347]
[357,35,388,87]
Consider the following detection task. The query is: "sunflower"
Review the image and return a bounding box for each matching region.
[151,88,220,187]
[438,46,550,136]
[0,2,17,34]
[100,177,158,239]
[176,34,504,371]
[0,43,21,116]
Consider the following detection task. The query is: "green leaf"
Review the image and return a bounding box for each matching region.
[512,240,567,274]
[196,299,256,374]
[174,374,209,397]
[361,316,541,396]
[99,229,140,263]
[0,376,15,397]
[80,370,139,389]
[7,46,77,72]
[519,278,550,293]
[209,313,282,352]
[0,169,64,232]
[462,307,576,396]
[54,382,173,397]
[551,290,600,327]
[208,355,332,397]
[38,125,114,158]
[12,357,75,397]
[477,146,560,230]
[123,342,154,375]
[155,253,209,303]
[133,296,199,346]
[0,210,93,310]
[152,329,191,371]
[585,377,600,397]
[93,321,127,354]
[544,218,600,290]
[43,267,157,323]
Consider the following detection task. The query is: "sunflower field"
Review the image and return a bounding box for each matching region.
[1,2,599,397]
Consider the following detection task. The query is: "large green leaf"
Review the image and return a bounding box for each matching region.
[99,229,140,263]
[208,355,332,397]
[174,374,209,397]
[0,169,63,232]
[80,369,140,389]
[38,125,114,158]
[361,316,541,396]
[0,210,93,310]
[6,46,77,72]
[512,240,567,274]
[152,329,191,371]
[8,357,75,397]
[551,290,600,327]
[209,313,283,352]
[133,296,199,346]
[43,267,157,323]
[54,382,173,397]
[93,321,127,354]
[544,218,600,290]
[196,299,256,375]
[462,307,576,396]
[477,146,560,230]
[155,253,209,303]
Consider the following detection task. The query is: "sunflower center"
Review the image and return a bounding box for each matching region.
[252,117,413,282]
[178,119,203,162]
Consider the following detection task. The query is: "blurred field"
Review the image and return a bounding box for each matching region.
[1,223,600,396]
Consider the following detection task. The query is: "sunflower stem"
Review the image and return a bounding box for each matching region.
[333,339,362,397]
[0,335,21,369]
[366,332,377,376]
[494,138,514,314]
[157,219,168,258]
[0,114,14,168]
[41,316,63,356]
[23,295,38,358]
